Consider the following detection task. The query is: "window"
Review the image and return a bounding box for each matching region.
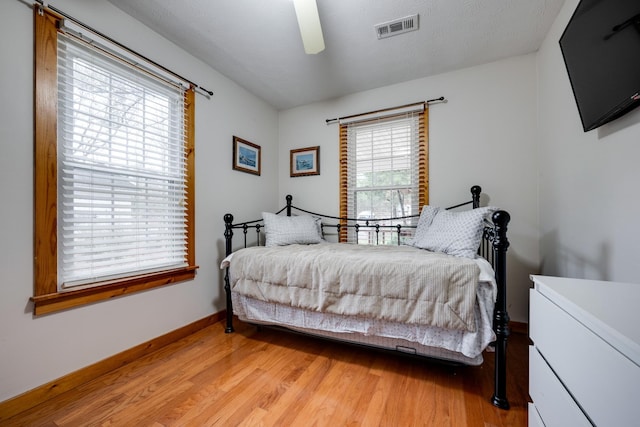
[33,7,196,315]
[339,105,428,244]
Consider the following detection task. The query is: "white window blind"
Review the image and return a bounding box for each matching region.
[345,112,421,243]
[57,34,188,289]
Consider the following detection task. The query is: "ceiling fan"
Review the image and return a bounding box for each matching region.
[293,0,325,54]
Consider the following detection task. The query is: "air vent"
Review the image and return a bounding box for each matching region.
[375,14,419,39]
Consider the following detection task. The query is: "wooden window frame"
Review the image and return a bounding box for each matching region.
[32,7,197,315]
[339,108,428,243]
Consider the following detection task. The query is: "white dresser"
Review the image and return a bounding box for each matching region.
[529,275,640,427]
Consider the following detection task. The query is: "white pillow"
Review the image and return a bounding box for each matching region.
[414,207,496,258]
[410,205,441,247]
[262,212,323,247]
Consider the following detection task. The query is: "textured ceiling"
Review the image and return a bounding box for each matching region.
[107,0,566,110]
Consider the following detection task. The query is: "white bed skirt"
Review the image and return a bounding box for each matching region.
[231,279,497,366]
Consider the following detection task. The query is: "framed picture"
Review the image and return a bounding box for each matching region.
[290,146,320,177]
[233,136,261,176]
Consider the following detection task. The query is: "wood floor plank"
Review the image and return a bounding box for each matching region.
[3,320,530,427]
[403,365,441,426]
[382,362,430,426]
[358,354,401,426]
[257,347,335,426]
[322,352,380,426]
[442,368,469,427]
[287,349,362,425]
[198,337,319,426]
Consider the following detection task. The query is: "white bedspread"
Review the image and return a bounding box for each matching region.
[231,279,496,361]
[223,243,493,332]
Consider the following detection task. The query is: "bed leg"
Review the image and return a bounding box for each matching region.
[224,269,234,333]
[491,315,510,409]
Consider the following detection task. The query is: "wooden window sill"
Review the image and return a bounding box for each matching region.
[31,266,198,316]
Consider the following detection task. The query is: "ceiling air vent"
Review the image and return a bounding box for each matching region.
[375,14,419,39]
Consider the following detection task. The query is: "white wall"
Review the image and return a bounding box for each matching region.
[0,0,278,402]
[279,54,541,323]
[537,0,640,282]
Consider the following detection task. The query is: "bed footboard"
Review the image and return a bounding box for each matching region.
[222,186,511,409]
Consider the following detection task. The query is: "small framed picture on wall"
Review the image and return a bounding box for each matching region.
[232,136,261,176]
[290,146,320,177]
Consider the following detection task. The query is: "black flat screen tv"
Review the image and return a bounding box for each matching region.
[559,0,640,132]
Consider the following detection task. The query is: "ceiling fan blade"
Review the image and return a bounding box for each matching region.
[293,0,325,54]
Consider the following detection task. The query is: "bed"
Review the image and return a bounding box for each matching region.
[221,185,511,409]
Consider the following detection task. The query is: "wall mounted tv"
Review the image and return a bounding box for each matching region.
[560,0,640,132]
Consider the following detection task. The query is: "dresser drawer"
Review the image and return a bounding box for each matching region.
[529,346,590,427]
[530,289,640,427]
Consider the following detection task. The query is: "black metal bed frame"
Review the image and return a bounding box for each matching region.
[223,185,511,409]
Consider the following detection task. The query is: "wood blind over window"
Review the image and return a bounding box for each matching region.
[339,107,428,243]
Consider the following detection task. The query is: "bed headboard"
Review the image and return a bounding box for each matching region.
[223,185,508,267]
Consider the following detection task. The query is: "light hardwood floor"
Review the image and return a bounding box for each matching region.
[4,320,529,426]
